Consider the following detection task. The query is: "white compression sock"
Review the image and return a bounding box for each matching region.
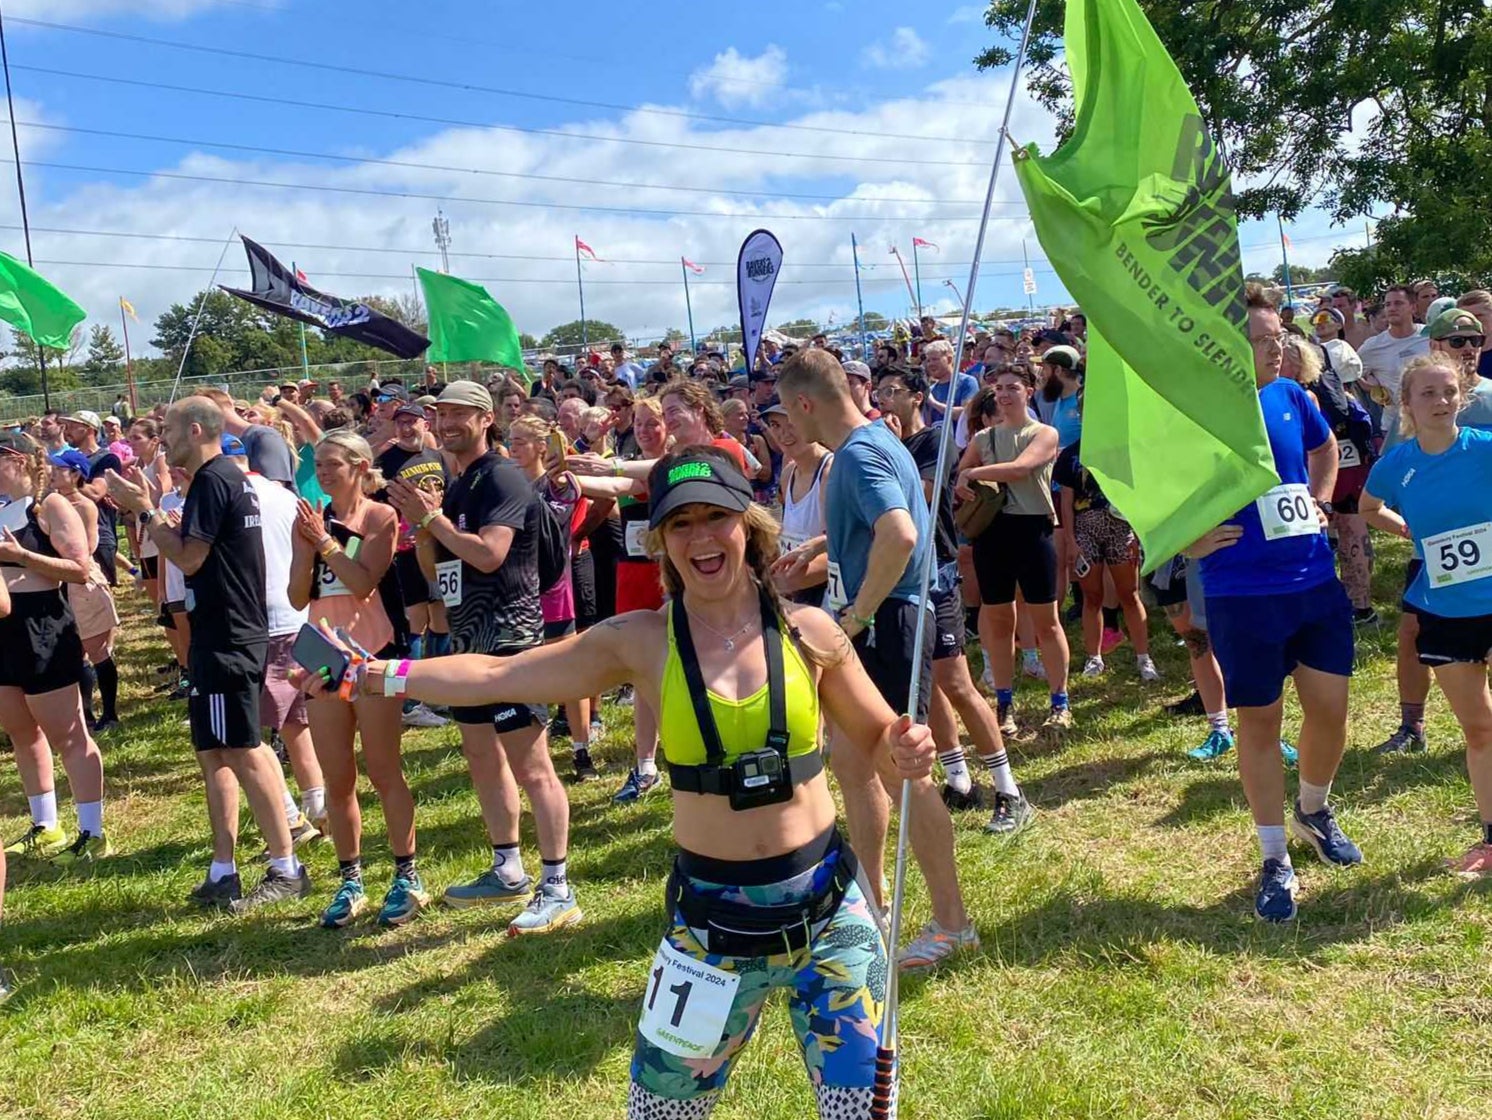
[29,790,58,828]
[938,749,972,793]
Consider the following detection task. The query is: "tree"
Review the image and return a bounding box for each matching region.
[541,319,624,349]
[519,332,540,350]
[81,324,126,383]
[705,324,742,345]
[1271,263,1332,287]
[776,318,821,339]
[979,1,1492,284]
[0,327,82,396]
[861,311,890,332]
[662,327,688,344]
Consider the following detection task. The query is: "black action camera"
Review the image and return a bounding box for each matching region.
[729,734,794,811]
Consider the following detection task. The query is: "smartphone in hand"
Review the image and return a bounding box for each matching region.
[290,623,351,688]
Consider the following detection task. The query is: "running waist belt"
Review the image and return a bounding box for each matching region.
[665,829,859,958]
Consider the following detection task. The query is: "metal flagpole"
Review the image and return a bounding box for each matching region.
[294,261,311,378]
[575,236,588,350]
[119,299,137,416]
[870,0,1040,1114]
[912,239,923,317]
[1277,216,1294,304]
[852,233,869,361]
[0,0,48,410]
[888,245,917,317]
[171,227,239,403]
[681,258,697,355]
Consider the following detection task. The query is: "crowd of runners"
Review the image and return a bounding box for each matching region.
[1,277,1490,1117]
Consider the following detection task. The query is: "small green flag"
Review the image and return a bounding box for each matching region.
[0,252,86,350]
[1012,0,1278,570]
[417,268,525,370]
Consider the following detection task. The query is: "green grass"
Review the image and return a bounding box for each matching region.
[5,540,1492,1118]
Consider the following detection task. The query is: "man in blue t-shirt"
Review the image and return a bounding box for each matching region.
[1186,283,1361,924]
[776,348,977,973]
[920,338,978,426]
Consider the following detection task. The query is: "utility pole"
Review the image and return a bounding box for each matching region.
[0,0,47,410]
[432,209,452,274]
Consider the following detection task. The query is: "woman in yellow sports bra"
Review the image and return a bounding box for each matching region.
[299,447,934,1120]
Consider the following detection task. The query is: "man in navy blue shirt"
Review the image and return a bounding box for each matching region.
[1186,283,1361,923]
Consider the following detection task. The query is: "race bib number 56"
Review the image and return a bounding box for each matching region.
[1424,523,1492,589]
[1255,483,1321,541]
[638,940,740,1058]
[435,559,462,607]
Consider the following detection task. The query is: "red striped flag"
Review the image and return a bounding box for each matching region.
[682,257,704,274]
[575,236,600,260]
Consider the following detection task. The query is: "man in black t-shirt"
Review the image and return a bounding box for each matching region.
[388,380,579,936]
[875,366,1032,833]
[107,396,312,913]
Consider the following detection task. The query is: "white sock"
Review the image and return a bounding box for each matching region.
[541,858,568,893]
[281,786,300,827]
[1256,824,1290,864]
[1137,653,1155,667]
[979,750,1021,797]
[76,800,103,836]
[938,749,972,793]
[1207,710,1230,734]
[268,854,301,878]
[29,790,58,829]
[492,844,526,886]
[637,755,658,778]
[300,787,326,821]
[209,859,237,883]
[1298,779,1331,815]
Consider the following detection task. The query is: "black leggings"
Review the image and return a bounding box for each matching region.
[972,513,1058,605]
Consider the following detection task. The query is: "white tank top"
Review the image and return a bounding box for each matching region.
[779,453,831,555]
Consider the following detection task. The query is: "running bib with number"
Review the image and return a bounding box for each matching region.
[1255,484,1320,541]
[318,536,361,598]
[638,940,740,1059]
[624,520,650,560]
[825,561,847,612]
[1424,523,1492,589]
[435,559,463,607]
[1338,441,1362,468]
[779,531,807,559]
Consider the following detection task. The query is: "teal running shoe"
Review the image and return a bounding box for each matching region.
[1280,740,1299,767]
[1188,729,1235,761]
[320,878,368,929]
[378,874,431,927]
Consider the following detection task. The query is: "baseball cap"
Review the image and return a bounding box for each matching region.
[373,384,410,403]
[841,360,873,382]
[220,434,247,456]
[414,394,438,409]
[1311,308,1346,329]
[47,449,90,474]
[1421,296,1458,334]
[436,380,494,411]
[393,401,427,419]
[759,397,789,420]
[1037,329,1069,347]
[726,374,750,391]
[647,451,753,529]
[63,410,102,432]
[1427,308,1484,341]
[1043,345,1082,371]
[748,368,777,383]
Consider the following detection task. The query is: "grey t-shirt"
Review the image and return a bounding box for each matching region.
[240,424,297,488]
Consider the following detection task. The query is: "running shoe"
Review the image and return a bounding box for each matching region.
[1137,655,1161,682]
[91,718,121,736]
[1188,728,1235,761]
[378,873,431,927]
[402,703,449,729]
[1374,725,1426,755]
[996,703,1017,737]
[188,872,242,908]
[230,866,314,914]
[572,748,600,783]
[1279,740,1299,767]
[1041,706,1073,738]
[1352,607,1380,627]
[1165,690,1205,717]
[940,783,983,812]
[985,791,1034,836]
[1254,858,1298,923]
[897,920,980,973]
[507,886,583,937]
[4,823,68,859]
[1081,656,1105,677]
[548,711,572,739]
[1022,653,1046,681]
[442,870,533,909]
[1290,801,1363,867]
[320,878,368,928]
[613,768,661,803]
[52,830,111,866]
[1100,628,1125,655]
[613,684,635,707]
[1446,841,1492,879]
[269,729,288,766]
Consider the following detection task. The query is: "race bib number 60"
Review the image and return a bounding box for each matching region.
[1424,522,1492,589]
[638,940,740,1058]
[434,559,462,607]
[1255,483,1321,541]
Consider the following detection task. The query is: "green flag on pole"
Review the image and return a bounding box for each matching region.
[0,252,86,350]
[417,268,526,370]
[1012,0,1278,570]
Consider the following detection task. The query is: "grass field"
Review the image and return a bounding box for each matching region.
[4,538,1492,1119]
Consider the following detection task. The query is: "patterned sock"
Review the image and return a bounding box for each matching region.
[1400,701,1426,736]
[1207,710,1231,734]
[938,749,972,793]
[338,858,363,883]
[492,844,525,886]
[979,750,1020,797]
[541,858,568,893]
[394,854,417,879]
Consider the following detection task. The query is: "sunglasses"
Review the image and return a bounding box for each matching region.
[1444,335,1486,350]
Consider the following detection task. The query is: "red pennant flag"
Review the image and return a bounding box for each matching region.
[912,237,939,251]
[682,257,704,274]
[575,236,600,261]
[295,267,309,283]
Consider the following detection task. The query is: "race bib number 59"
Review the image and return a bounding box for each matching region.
[638,940,740,1058]
[1255,483,1321,541]
[1424,522,1492,589]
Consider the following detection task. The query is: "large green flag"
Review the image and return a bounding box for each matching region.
[1012,0,1277,570]
[0,252,86,350]
[417,268,525,369]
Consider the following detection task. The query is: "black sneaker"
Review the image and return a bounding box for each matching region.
[1353,607,1380,627]
[548,711,572,739]
[985,791,1035,835]
[572,748,600,783]
[940,783,983,812]
[92,718,121,736]
[1165,690,1205,717]
[188,872,243,908]
[230,866,313,914]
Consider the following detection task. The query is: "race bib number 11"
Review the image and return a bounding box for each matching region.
[1424,522,1492,589]
[638,940,740,1059]
[1255,483,1320,541]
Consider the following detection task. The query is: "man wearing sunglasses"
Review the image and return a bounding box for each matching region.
[1432,309,1491,428]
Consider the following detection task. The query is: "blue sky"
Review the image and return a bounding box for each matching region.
[2,0,1370,353]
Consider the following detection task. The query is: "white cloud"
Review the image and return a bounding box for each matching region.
[687,46,789,109]
[7,0,273,19]
[862,27,932,70]
[948,5,987,24]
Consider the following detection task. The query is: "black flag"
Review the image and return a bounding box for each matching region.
[221,236,430,360]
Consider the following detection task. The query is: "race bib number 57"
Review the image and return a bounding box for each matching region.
[1255,483,1321,541]
[638,940,740,1058]
[1424,523,1492,589]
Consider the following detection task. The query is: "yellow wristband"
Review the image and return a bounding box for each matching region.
[418,509,440,530]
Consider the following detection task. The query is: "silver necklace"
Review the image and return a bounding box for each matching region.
[686,607,758,651]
